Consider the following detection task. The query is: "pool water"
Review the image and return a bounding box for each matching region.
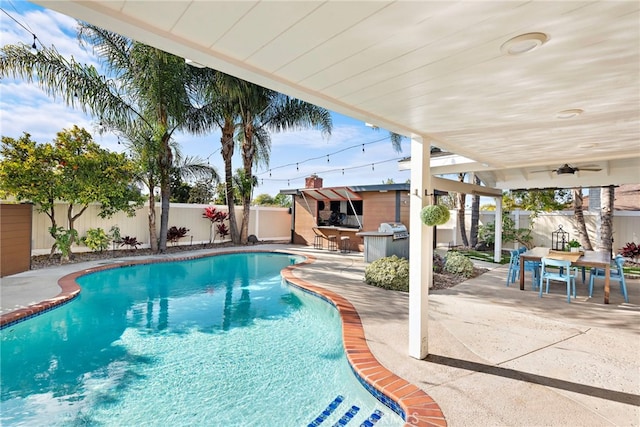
[1,252,403,426]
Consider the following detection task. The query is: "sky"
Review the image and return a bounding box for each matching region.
[0,1,412,198]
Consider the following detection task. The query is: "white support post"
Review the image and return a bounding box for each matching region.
[494,196,503,262]
[408,134,432,360]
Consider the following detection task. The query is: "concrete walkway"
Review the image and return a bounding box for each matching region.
[1,244,639,426]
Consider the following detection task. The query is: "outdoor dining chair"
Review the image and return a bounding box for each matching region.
[539,257,578,303]
[506,248,540,289]
[588,254,629,303]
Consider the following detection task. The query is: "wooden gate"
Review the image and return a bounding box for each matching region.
[1,203,32,277]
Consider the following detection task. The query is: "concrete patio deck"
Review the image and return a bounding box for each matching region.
[1,244,639,426]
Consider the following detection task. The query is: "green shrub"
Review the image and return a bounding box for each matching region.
[49,226,78,262]
[81,227,111,252]
[444,251,474,278]
[420,204,450,226]
[433,253,445,273]
[364,255,409,292]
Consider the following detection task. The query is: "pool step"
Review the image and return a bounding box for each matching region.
[308,396,384,427]
[308,395,344,427]
[331,405,360,427]
[360,409,384,426]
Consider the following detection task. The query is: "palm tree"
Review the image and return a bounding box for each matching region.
[572,187,593,250]
[599,185,615,257]
[236,87,333,243]
[119,122,217,250]
[191,71,244,243]
[1,23,211,252]
[457,173,469,247]
[470,175,481,247]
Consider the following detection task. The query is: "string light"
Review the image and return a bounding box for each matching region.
[326,154,330,163]
[256,135,389,177]
[1,7,40,52]
[257,157,404,184]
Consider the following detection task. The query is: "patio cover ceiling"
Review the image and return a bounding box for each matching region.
[36,1,640,189]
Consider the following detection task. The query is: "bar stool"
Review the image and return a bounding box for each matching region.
[340,236,350,253]
[313,235,323,250]
[327,235,337,251]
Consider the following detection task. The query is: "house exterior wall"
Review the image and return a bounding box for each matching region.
[291,189,409,252]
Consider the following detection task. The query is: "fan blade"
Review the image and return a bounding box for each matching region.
[576,167,602,172]
[529,169,554,174]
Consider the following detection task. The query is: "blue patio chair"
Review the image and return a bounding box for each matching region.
[506,248,540,289]
[588,255,629,303]
[539,257,578,303]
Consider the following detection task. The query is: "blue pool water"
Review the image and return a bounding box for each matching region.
[1,252,403,426]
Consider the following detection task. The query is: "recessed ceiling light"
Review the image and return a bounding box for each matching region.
[501,32,549,55]
[556,109,583,119]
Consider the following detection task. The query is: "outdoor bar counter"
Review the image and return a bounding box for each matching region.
[315,226,363,252]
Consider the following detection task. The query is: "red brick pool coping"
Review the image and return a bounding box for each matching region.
[0,250,446,427]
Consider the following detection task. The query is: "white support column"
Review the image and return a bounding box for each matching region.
[408,134,432,360]
[494,196,503,262]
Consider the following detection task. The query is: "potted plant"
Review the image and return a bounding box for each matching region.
[567,239,581,252]
[420,204,450,227]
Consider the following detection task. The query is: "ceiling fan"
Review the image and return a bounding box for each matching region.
[531,163,602,175]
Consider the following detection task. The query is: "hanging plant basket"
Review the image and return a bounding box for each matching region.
[420,204,450,226]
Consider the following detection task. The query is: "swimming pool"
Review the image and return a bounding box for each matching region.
[1,252,404,426]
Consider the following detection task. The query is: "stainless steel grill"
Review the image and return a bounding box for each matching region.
[378,222,408,240]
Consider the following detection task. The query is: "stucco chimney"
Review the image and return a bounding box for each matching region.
[305,174,323,189]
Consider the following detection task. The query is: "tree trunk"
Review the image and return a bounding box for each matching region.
[157,134,173,253]
[457,174,468,247]
[470,175,481,247]
[457,193,468,247]
[67,204,88,252]
[598,185,615,258]
[240,123,255,245]
[572,188,592,250]
[46,200,58,256]
[147,188,158,252]
[220,119,240,244]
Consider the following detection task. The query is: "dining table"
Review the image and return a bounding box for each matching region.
[519,247,613,304]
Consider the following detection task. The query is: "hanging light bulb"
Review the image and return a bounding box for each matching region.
[117,137,121,145]
[30,34,37,54]
[296,163,299,171]
[342,169,344,175]
[287,180,290,186]
[371,163,375,171]
[362,144,365,153]
[327,154,330,163]
[269,169,272,177]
